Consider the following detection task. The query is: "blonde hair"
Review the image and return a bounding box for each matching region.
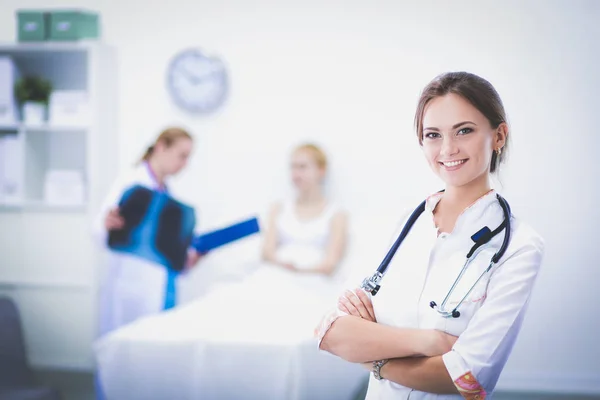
[293,143,328,170]
[140,127,193,163]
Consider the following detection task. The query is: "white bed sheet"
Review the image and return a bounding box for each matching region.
[94,265,368,400]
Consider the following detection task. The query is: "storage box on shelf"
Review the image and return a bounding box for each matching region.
[17,9,100,42]
[49,10,100,41]
[17,11,50,42]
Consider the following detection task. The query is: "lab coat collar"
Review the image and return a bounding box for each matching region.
[143,161,168,193]
[425,189,496,213]
[424,189,498,233]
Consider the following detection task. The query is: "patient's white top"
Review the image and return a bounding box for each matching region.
[275,199,339,271]
[317,190,545,399]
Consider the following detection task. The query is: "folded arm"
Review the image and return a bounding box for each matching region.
[262,206,348,276]
[362,356,458,394]
[319,315,441,363]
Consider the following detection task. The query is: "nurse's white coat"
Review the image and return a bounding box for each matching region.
[318,190,545,399]
[92,162,178,337]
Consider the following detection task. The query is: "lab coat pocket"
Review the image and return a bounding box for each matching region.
[431,248,496,336]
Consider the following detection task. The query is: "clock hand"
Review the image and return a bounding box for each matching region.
[189,70,224,85]
[178,67,203,85]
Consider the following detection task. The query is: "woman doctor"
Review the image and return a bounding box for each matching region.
[316,72,545,399]
[93,127,203,338]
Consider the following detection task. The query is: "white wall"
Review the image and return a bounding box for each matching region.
[1,0,599,394]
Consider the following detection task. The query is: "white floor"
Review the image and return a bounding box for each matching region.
[32,369,600,400]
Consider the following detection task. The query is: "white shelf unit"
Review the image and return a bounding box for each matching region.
[0,42,97,211]
[0,42,118,370]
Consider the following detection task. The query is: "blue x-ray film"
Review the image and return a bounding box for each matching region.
[192,217,260,254]
[108,185,197,272]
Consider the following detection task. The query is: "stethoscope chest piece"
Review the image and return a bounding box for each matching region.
[429,300,461,318]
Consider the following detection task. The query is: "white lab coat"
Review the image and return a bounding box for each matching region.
[317,190,545,399]
[92,162,182,338]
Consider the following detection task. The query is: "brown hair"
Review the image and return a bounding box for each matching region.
[414,72,509,173]
[140,127,193,163]
[294,143,328,169]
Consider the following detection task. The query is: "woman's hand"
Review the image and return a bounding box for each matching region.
[337,288,376,323]
[424,330,459,357]
[185,249,205,270]
[104,207,124,231]
[279,261,298,272]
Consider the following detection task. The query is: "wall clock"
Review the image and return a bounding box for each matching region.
[166,48,229,114]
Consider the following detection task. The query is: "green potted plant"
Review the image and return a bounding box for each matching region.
[14,75,53,124]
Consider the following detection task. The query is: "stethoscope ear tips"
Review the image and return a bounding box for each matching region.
[452,310,460,318]
[429,301,437,309]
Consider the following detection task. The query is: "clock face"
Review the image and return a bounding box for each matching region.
[167,48,229,114]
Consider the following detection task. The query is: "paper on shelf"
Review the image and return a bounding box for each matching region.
[0,138,4,204]
[48,90,90,126]
[0,57,20,126]
[0,135,23,205]
[43,169,86,206]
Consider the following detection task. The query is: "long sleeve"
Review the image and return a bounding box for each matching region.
[442,228,545,398]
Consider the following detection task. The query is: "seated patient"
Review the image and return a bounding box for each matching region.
[93,143,365,400]
[261,142,348,279]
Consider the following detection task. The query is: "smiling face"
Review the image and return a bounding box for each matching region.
[421,93,507,189]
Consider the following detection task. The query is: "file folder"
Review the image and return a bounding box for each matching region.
[192,217,260,254]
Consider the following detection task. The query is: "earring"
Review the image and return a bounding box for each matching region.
[496,148,502,156]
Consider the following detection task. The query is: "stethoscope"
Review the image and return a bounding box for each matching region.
[360,191,512,318]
